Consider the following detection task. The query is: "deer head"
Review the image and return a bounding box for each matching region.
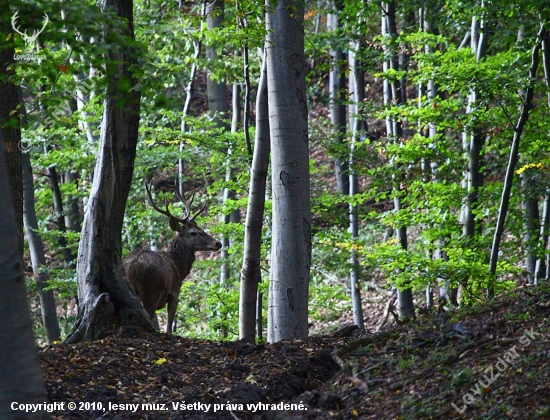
[145,181,221,252]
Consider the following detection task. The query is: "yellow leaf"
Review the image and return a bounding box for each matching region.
[153,358,167,365]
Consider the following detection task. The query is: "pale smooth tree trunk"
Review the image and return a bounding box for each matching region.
[419,8,454,305]
[0,131,49,419]
[535,192,550,282]
[458,6,489,304]
[535,29,550,282]
[461,9,489,243]
[17,89,62,344]
[382,1,414,318]
[488,25,544,295]
[521,170,540,285]
[240,51,270,342]
[266,0,311,342]
[348,42,365,329]
[60,7,99,144]
[65,0,153,343]
[178,1,206,196]
[206,0,229,124]
[328,0,349,195]
[205,0,233,289]
[418,7,433,308]
[60,33,87,233]
[36,86,76,266]
[23,150,62,344]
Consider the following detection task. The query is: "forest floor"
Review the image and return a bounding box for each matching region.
[41,283,550,419]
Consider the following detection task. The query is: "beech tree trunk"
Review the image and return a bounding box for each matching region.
[63,170,82,233]
[205,0,233,290]
[65,0,153,343]
[206,0,229,125]
[462,9,489,242]
[382,1,414,318]
[0,127,49,419]
[521,171,540,285]
[488,26,544,295]
[458,6,490,304]
[328,0,349,195]
[418,9,454,305]
[266,0,311,342]
[23,149,62,344]
[536,193,550,282]
[178,1,205,195]
[535,29,550,282]
[46,162,76,266]
[240,51,269,342]
[16,88,62,344]
[348,42,365,330]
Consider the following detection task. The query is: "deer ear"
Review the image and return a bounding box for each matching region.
[169,217,182,232]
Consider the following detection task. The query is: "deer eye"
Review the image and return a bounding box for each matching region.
[189,230,198,236]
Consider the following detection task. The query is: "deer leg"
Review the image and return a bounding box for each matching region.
[166,297,178,334]
[152,313,160,330]
[172,316,177,332]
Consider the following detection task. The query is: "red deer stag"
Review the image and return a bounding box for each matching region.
[123,181,222,333]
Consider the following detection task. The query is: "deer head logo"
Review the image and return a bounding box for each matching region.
[11,10,49,47]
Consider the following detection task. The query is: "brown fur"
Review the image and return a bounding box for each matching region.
[123,218,221,333]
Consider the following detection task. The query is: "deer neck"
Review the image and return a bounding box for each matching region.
[168,240,196,278]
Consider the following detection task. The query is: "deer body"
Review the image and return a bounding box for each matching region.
[123,182,221,334]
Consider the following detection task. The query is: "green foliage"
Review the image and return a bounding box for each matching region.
[16,0,550,343]
[309,283,350,323]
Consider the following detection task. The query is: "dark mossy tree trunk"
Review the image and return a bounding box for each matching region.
[63,170,82,233]
[65,0,153,343]
[46,163,76,266]
[0,5,23,259]
[0,118,49,420]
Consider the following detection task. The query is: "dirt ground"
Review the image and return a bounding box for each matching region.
[41,284,550,419]
[42,326,354,419]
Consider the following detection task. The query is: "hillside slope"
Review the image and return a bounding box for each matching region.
[265,284,550,419]
[41,284,550,419]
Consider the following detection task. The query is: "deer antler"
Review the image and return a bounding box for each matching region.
[170,184,206,220]
[145,180,189,223]
[165,182,194,220]
[192,201,207,220]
